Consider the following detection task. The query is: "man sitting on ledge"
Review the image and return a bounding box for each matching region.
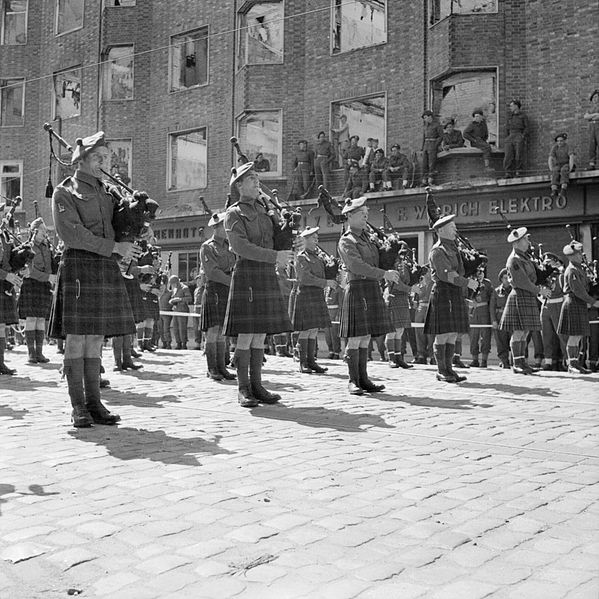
[463,109,495,173]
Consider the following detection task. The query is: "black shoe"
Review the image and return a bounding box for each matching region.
[207,368,224,381]
[238,386,259,408]
[412,357,427,365]
[448,369,467,382]
[395,357,413,369]
[0,363,16,375]
[71,406,93,428]
[122,360,143,370]
[348,381,364,395]
[452,357,469,369]
[436,372,457,383]
[252,385,281,404]
[99,378,110,388]
[469,359,480,368]
[131,348,142,358]
[308,361,328,374]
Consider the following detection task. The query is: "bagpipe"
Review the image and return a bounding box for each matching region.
[43,123,159,245]
[426,187,487,277]
[495,208,558,286]
[565,224,599,298]
[314,245,342,280]
[230,137,302,251]
[1,196,36,297]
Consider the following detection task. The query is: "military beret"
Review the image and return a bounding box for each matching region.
[300,226,319,238]
[374,148,384,156]
[350,135,360,142]
[317,131,326,137]
[391,144,400,150]
[472,109,484,117]
[589,89,599,102]
[341,196,367,215]
[422,110,434,118]
[229,162,256,187]
[509,99,522,108]
[431,214,455,230]
[207,212,226,227]
[563,241,583,256]
[348,159,360,169]
[498,268,508,282]
[298,139,308,145]
[554,132,568,142]
[71,131,107,165]
[543,252,561,263]
[507,226,528,243]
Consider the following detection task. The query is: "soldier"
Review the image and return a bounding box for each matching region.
[490,268,512,369]
[467,266,493,367]
[49,131,141,427]
[18,218,56,364]
[440,119,465,151]
[0,222,19,375]
[421,110,443,185]
[331,113,350,168]
[338,197,399,394]
[424,215,478,382]
[253,152,270,173]
[292,227,334,374]
[273,263,294,357]
[503,99,529,178]
[324,270,343,359]
[343,160,367,199]
[549,133,576,200]
[314,131,334,190]
[499,227,541,374]
[223,162,293,407]
[557,240,599,374]
[158,278,173,349]
[168,275,192,349]
[413,266,434,365]
[368,148,389,191]
[583,89,599,169]
[463,109,494,173]
[385,144,411,190]
[200,212,236,381]
[362,138,379,170]
[343,135,365,181]
[292,139,314,198]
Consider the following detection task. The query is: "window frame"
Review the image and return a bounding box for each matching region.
[101,45,135,101]
[55,0,84,36]
[103,0,136,7]
[330,0,388,56]
[0,77,25,127]
[52,66,82,120]
[235,108,283,179]
[106,138,133,185]
[1,0,29,45]
[166,126,209,193]
[237,0,285,69]
[428,0,499,28]
[0,160,23,200]
[169,25,210,93]
[429,67,499,149]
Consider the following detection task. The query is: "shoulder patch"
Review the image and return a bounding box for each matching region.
[57,203,66,213]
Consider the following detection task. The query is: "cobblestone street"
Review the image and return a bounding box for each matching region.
[1,344,598,599]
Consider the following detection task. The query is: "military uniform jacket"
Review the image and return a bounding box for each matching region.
[506,112,529,137]
[469,278,493,324]
[315,139,334,159]
[26,241,53,282]
[549,143,573,167]
[200,236,235,286]
[422,122,443,149]
[506,249,537,295]
[0,235,13,281]
[169,284,192,308]
[442,129,465,149]
[387,153,411,173]
[338,228,385,282]
[225,197,277,264]
[52,170,116,257]
[293,149,314,169]
[415,278,433,312]
[343,145,365,163]
[490,284,511,323]
[563,263,596,305]
[463,120,489,143]
[429,239,468,288]
[370,156,388,174]
[296,249,327,288]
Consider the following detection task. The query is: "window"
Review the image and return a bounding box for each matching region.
[0,161,22,200]
[236,110,282,177]
[331,94,385,169]
[53,67,81,119]
[168,128,207,191]
[1,0,28,45]
[106,139,132,186]
[237,1,283,67]
[429,0,497,25]
[56,0,83,34]
[332,0,386,55]
[431,70,498,146]
[178,251,200,284]
[102,46,134,100]
[170,28,208,92]
[0,78,24,126]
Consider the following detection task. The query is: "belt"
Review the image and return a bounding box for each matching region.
[546,297,564,304]
[297,161,309,164]
[424,138,438,141]
[473,301,488,308]
[327,304,339,309]
[316,155,329,158]
[418,301,429,307]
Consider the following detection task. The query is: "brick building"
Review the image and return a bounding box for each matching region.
[1,0,597,281]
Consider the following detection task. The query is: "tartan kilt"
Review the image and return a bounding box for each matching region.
[557,294,590,337]
[499,288,541,332]
[340,279,392,338]
[292,285,331,331]
[49,249,135,339]
[200,281,229,331]
[141,291,160,321]
[387,291,412,329]
[124,276,145,323]
[223,259,292,335]
[424,281,470,335]
[0,281,18,325]
[18,278,53,319]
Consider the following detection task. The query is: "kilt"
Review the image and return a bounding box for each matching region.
[340,279,392,338]
[424,281,470,335]
[499,288,541,332]
[124,276,145,323]
[18,278,53,319]
[557,294,590,337]
[223,259,292,335]
[49,249,135,338]
[292,285,331,331]
[0,281,18,325]
[387,290,412,329]
[200,281,229,331]
[141,291,160,320]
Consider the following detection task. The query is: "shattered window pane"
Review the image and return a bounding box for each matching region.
[53,68,81,119]
[1,0,28,45]
[238,1,283,66]
[332,0,386,55]
[236,110,282,177]
[0,78,24,125]
[170,28,208,91]
[103,46,134,100]
[430,0,497,25]
[169,128,207,191]
[56,0,83,35]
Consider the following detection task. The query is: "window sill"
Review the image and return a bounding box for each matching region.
[169,83,210,94]
[437,147,503,159]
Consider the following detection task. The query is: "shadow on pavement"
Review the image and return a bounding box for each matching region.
[383,394,492,410]
[101,387,182,409]
[68,428,233,466]
[251,404,394,432]
[0,404,29,419]
[459,381,560,397]
[0,483,16,516]
[115,370,195,383]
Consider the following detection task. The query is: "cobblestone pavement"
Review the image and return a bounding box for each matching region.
[1,343,598,599]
